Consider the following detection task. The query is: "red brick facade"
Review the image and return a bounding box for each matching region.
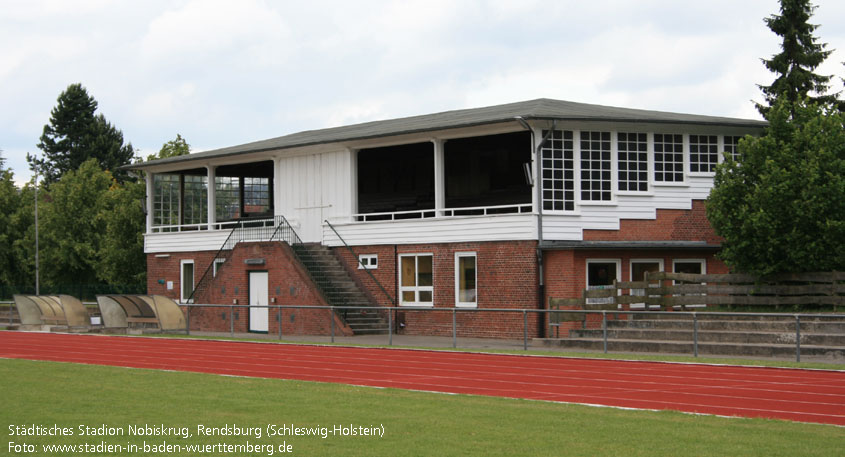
[583,200,722,244]
[146,242,352,336]
[334,240,541,339]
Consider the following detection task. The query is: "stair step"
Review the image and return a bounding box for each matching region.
[534,338,845,359]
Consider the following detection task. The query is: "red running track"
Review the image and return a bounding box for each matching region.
[2,332,844,426]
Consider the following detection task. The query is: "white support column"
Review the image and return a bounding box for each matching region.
[347,148,358,222]
[206,165,216,230]
[146,172,154,234]
[273,157,282,218]
[433,139,445,217]
[532,127,541,215]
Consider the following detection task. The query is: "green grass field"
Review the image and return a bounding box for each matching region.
[1,358,842,456]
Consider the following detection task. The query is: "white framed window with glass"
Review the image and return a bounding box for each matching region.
[399,254,433,306]
[454,252,477,307]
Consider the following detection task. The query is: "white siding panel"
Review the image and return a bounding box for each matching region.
[323,215,536,246]
[145,230,230,253]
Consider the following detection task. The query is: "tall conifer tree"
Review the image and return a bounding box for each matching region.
[756,0,836,117]
[29,83,135,184]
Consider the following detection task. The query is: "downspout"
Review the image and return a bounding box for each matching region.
[515,117,556,337]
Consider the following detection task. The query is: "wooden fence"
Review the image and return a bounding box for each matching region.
[550,271,844,322]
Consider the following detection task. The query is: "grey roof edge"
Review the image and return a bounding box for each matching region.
[540,240,721,250]
[126,98,767,170]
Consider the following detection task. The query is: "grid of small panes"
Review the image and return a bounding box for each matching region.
[689,135,719,173]
[244,177,270,213]
[617,132,648,192]
[724,135,742,161]
[580,131,612,201]
[215,176,240,221]
[653,133,684,183]
[182,175,208,225]
[541,129,575,211]
[153,174,180,227]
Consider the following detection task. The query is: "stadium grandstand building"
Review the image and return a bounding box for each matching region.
[128,98,765,338]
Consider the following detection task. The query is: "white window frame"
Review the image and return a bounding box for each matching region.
[672,259,706,277]
[180,259,195,303]
[398,253,434,307]
[629,259,664,310]
[616,131,652,195]
[578,130,616,204]
[454,252,477,308]
[358,254,378,270]
[585,259,621,306]
[688,134,719,176]
[212,258,226,277]
[652,132,688,186]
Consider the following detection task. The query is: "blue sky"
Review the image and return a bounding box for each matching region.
[2,0,844,186]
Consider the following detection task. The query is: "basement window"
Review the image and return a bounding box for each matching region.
[358,254,378,270]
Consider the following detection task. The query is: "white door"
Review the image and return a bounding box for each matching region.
[249,271,269,333]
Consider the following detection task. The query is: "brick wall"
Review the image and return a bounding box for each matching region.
[147,242,352,337]
[333,240,542,339]
[583,200,722,244]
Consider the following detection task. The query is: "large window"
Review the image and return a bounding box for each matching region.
[243,177,270,215]
[617,132,649,192]
[579,131,612,201]
[541,130,575,211]
[689,135,719,173]
[399,254,433,306]
[182,175,208,225]
[455,252,477,307]
[153,174,180,228]
[653,133,685,183]
[357,142,434,218]
[444,131,531,211]
[215,176,240,221]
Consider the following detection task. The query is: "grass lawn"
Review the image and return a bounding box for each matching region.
[1,358,842,456]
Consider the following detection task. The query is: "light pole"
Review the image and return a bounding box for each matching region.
[34,160,39,296]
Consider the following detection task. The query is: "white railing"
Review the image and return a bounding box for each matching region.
[150,218,277,233]
[352,203,533,222]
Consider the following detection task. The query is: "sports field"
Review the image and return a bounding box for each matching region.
[1,332,843,456]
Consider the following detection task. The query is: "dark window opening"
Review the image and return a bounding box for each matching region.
[215,161,274,221]
[444,131,531,214]
[357,142,435,220]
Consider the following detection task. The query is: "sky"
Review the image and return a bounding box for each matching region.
[2,0,844,187]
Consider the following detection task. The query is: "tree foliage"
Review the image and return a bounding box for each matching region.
[29,83,135,185]
[756,0,836,117]
[707,99,845,275]
[0,166,22,286]
[147,133,190,161]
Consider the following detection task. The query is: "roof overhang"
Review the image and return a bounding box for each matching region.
[540,240,721,251]
[126,98,767,172]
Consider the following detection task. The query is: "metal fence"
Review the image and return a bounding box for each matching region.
[2,301,843,363]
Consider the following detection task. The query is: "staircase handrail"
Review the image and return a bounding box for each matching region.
[187,220,240,303]
[268,215,303,246]
[324,219,396,305]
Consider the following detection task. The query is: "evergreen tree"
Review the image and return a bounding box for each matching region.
[0,165,22,292]
[756,0,836,117]
[29,83,135,185]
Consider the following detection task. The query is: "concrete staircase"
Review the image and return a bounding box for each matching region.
[536,313,845,361]
[0,305,20,330]
[291,244,389,335]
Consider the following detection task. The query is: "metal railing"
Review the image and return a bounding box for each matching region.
[188,216,299,303]
[175,304,844,362]
[323,220,395,305]
[352,203,533,222]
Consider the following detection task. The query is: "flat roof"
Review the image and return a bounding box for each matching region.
[129,98,767,170]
